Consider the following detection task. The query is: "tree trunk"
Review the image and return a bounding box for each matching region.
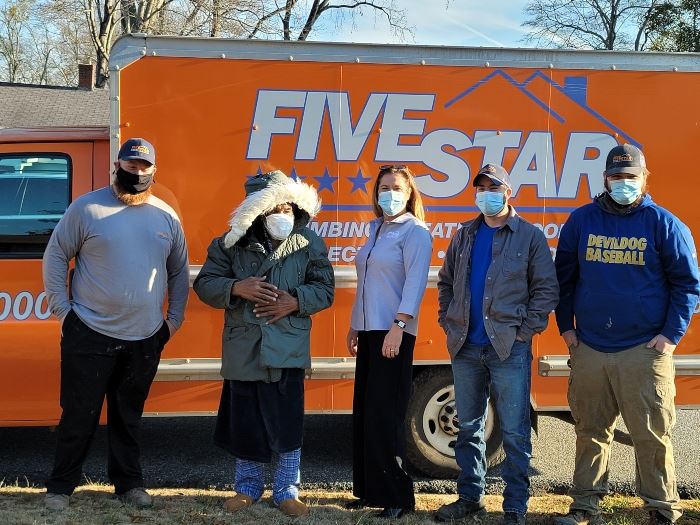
[95,47,109,87]
[297,0,325,41]
[211,0,220,37]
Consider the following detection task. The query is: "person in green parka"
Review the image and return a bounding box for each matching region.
[193,170,334,518]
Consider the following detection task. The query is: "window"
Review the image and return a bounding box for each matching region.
[0,154,70,257]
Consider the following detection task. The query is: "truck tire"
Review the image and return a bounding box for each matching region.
[406,367,505,479]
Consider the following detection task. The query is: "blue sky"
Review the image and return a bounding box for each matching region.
[310,1,531,48]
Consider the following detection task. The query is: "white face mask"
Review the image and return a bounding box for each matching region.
[608,178,643,205]
[264,213,294,240]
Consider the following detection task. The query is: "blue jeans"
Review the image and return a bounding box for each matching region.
[451,341,532,515]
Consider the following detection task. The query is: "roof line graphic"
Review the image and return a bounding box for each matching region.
[444,69,565,123]
[521,70,641,148]
[444,69,641,149]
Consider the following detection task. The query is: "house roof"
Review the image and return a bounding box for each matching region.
[0,82,109,129]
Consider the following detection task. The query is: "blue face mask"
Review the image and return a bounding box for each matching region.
[378,190,407,217]
[475,191,505,216]
[609,178,642,205]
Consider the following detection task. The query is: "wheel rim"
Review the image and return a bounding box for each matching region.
[421,384,494,457]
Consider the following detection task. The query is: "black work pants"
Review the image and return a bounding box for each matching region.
[45,310,169,495]
[352,329,416,509]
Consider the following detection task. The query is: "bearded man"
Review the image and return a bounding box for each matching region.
[42,138,189,511]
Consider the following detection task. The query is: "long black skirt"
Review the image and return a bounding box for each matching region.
[214,368,305,463]
[352,330,416,509]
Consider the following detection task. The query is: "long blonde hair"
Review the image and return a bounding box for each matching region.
[371,165,425,222]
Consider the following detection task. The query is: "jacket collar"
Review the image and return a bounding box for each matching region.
[464,206,520,234]
[385,212,415,224]
[254,231,310,277]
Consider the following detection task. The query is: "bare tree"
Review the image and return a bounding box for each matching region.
[0,0,411,87]
[26,23,55,84]
[522,0,661,50]
[0,0,32,82]
[50,7,95,84]
[239,0,409,41]
[120,0,176,33]
[82,0,119,87]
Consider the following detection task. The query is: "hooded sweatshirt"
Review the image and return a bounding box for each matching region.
[555,193,700,352]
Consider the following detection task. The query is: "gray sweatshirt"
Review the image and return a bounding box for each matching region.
[42,186,189,341]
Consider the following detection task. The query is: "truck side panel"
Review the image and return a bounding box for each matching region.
[0,141,96,424]
[113,49,700,410]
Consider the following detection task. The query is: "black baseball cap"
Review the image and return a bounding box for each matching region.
[118,138,156,165]
[473,163,511,188]
[604,144,645,176]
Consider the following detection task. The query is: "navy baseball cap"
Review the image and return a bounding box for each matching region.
[473,163,511,188]
[118,138,156,165]
[604,144,645,176]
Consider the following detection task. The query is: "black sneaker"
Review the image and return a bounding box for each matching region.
[649,510,673,525]
[435,498,485,522]
[502,511,526,524]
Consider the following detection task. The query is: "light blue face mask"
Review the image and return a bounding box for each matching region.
[475,191,506,216]
[378,190,407,217]
[609,178,642,205]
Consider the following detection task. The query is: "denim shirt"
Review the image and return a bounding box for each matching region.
[437,207,559,360]
[351,213,433,336]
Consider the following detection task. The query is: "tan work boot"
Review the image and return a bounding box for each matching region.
[223,493,255,513]
[279,497,310,517]
[552,510,605,525]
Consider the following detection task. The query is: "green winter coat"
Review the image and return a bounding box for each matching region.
[193,227,334,382]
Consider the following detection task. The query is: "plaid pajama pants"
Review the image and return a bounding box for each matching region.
[234,448,301,504]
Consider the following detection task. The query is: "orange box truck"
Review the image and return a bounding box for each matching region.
[1,36,699,477]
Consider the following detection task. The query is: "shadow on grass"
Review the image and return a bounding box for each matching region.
[1,489,699,525]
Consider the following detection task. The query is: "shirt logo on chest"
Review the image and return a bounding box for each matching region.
[585,234,647,266]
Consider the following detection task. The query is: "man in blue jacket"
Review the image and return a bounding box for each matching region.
[553,144,700,525]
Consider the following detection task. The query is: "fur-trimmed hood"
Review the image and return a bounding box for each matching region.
[224,170,321,248]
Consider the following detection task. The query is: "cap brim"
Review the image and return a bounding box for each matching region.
[120,155,154,165]
[604,166,643,176]
[473,174,505,187]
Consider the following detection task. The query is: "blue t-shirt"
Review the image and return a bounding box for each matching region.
[467,221,497,344]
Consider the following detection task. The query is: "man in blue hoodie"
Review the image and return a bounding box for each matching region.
[553,144,700,525]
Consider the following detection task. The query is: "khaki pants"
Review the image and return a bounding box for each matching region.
[567,342,681,522]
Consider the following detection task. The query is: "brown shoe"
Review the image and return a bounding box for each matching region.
[279,497,310,517]
[223,493,255,513]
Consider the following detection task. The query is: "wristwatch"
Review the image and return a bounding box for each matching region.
[393,319,407,329]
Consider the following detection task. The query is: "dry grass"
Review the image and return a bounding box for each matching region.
[0,485,699,525]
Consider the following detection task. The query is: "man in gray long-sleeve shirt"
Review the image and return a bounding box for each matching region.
[42,138,189,511]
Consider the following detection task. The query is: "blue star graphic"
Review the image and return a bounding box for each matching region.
[347,168,372,193]
[289,167,306,182]
[314,168,338,193]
